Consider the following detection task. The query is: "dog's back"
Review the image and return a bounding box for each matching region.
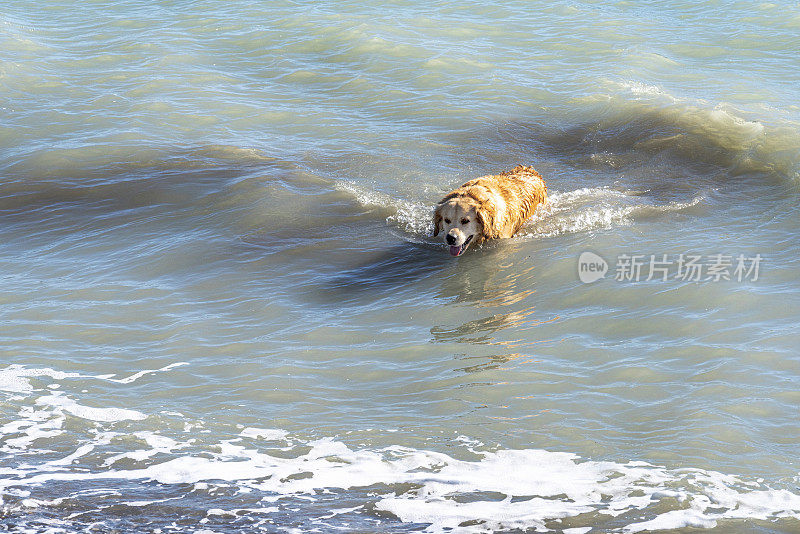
[459,165,547,239]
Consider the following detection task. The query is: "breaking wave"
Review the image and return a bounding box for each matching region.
[2,364,799,533]
[340,180,705,243]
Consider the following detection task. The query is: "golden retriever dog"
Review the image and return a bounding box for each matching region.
[433,165,547,256]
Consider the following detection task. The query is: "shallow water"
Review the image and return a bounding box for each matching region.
[2,0,800,532]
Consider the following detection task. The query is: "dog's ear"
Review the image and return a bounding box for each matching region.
[432,209,442,237]
[476,202,495,240]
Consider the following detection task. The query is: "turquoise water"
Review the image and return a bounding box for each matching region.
[2,1,800,532]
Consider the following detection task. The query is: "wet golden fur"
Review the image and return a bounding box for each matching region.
[433,165,547,249]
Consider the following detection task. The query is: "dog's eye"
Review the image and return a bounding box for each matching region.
[444,218,451,224]
[461,218,469,225]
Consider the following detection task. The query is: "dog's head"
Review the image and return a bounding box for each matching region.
[433,195,488,257]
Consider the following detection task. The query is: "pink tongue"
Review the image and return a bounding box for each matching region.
[449,245,462,256]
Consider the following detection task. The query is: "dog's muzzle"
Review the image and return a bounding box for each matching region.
[449,235,473,257]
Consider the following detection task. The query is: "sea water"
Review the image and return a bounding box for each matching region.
[1,0,800,532]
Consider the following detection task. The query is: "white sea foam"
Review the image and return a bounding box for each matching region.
[0,366,83,394]
[619,81,668,97]
[35,392,147,423]
[522,187,703,238]
[0,407,65,451]
[1,364,798,532]
[102,432,183,467]
[335,180,434,237]
[1,428,798,532]
[340,179,703,241]
[105,362,189,385]
[334,180,395,209]
[201,506,280,523]
[240,428,289,441]
[46,444,96,467]
[0,364,185,461]
[0,362,190,395]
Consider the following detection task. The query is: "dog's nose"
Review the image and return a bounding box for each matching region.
[446,233,456,245]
